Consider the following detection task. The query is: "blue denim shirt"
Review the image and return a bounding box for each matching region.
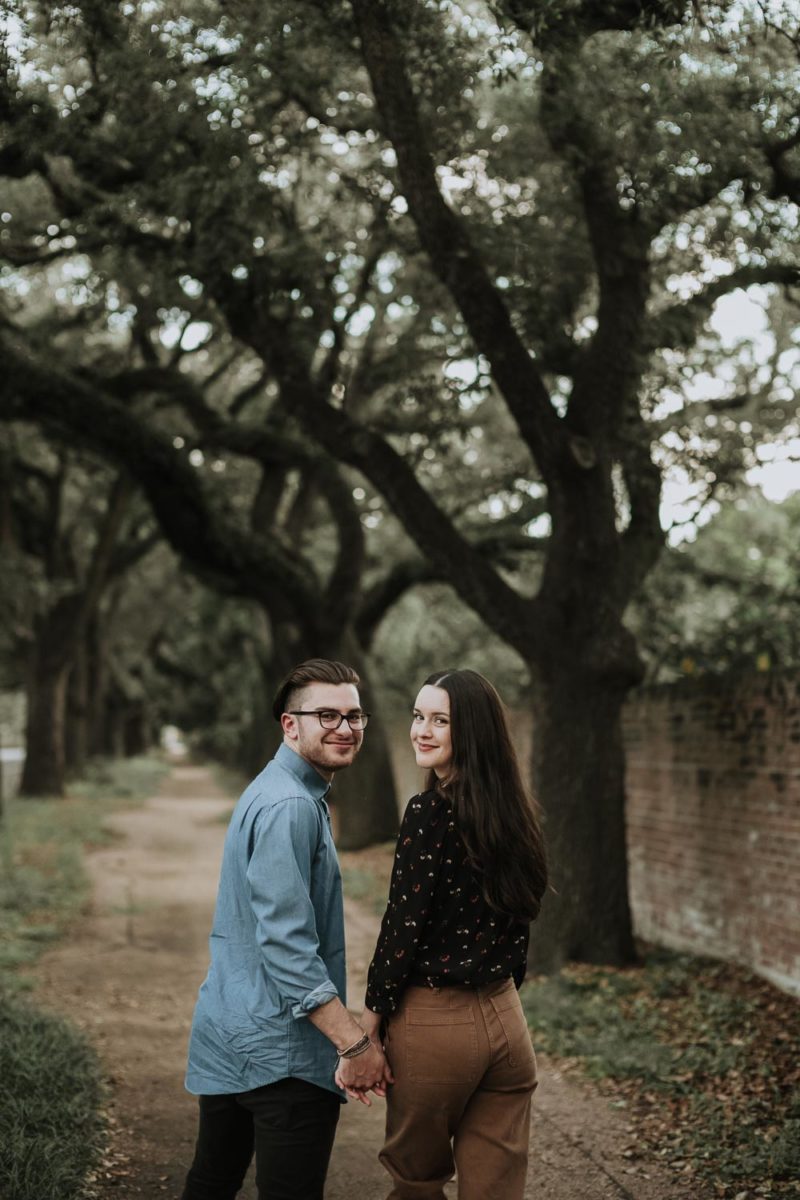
[185,744,345,1098]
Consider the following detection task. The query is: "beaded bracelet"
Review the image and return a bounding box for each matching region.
[338,1032,371,1059]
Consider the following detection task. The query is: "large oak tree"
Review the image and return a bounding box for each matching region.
[1,0,798,961]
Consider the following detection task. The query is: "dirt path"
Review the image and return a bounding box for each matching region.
[33,766,689,1200]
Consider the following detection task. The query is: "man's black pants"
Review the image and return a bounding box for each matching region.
[181,1077,341,1200]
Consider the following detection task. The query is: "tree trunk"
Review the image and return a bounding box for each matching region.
[19,595,90,797]
[527,668,637,971]
[87,619,110,758]
[327,636,399,849]
[20,658,69,796]
[105,699,127,759]
[329,707,399,849]
[242,658,276,777]
[64,640,90,774]
[124,704,148,756]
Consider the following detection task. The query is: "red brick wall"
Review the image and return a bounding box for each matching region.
[387,675,800,996]
[624,671,800,997]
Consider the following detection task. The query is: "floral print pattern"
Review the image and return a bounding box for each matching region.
[365,790,530,1014]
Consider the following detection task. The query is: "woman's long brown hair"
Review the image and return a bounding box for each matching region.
[422,669,548,922]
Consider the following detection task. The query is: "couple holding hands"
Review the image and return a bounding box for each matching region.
[181,659,547,1200]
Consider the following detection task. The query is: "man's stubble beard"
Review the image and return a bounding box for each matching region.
[300,735,363,775]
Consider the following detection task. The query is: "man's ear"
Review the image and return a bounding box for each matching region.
[280,712,299,740]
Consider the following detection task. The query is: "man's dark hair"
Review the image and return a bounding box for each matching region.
[272,659,361,721]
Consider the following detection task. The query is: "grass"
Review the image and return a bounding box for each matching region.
[0,755,167,991]
[0,754,168,1200]
[521,950,800,1198]
[0,993,106,1200]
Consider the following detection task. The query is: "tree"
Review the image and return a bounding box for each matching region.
[275,0,800,964]
[0,327,402,838]
[0,0,524,839]
[1,0,798,958]
[0,423,160,794]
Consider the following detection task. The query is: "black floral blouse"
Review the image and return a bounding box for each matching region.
[365,789,530,1015]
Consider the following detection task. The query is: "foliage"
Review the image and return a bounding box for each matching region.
[143,577,275,769]
[1,0,797,647]
[630,491,800,680]
[2,0,800,952]
[0,991,106,1200]
[521,951,800,1195]
[371,583,533,707]
[0,754,166,1200]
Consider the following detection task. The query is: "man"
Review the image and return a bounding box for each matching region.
[182,659,390,1200]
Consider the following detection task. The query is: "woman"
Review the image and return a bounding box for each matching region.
[351,669,547,1200]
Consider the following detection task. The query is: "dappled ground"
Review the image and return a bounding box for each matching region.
[32,766,692,1199]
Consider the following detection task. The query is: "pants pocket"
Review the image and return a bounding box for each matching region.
[491,991,537,1078]
[404,1005,478,1084]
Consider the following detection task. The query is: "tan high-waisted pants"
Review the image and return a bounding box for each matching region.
[379,978,538,1200]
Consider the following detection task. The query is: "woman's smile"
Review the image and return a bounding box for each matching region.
[410,685,453,777]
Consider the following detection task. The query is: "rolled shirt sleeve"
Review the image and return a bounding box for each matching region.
[246,795,340,1019]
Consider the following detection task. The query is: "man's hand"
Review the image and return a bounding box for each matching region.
[335,1040,392,1105]
[306,995,393,1102]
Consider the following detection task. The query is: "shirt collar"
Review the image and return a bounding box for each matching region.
[275,742,331,803]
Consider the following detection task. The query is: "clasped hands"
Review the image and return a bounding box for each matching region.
[334,1009,393,1106]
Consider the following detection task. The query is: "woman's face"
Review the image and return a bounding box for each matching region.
[411,684,453,778]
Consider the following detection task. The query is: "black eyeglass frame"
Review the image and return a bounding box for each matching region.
[287,709,370,730]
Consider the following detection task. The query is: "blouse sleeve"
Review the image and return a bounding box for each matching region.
[364,792,446,1015]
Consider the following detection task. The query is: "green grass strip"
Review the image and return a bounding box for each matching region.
[0,755,167,992]
[0,754,168,1199]
[0,992,106,1200]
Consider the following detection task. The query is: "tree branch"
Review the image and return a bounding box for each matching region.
[347,0,564,482]
[0,329,321,633]
[647,262,800,352]
[256,327,542,659]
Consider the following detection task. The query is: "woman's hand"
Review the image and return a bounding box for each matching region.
[360,1006,382,1042]
[335,1039,391,1104]
[335,1009,394,1103]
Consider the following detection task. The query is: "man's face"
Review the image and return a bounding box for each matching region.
[282,681,365,778]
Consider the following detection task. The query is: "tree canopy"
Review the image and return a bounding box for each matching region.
[1,0,798,963]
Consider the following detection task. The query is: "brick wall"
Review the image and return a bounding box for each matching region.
[624,671,800,997]
[385,674,800,996]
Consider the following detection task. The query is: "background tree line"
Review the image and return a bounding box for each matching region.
[1,0,798,967]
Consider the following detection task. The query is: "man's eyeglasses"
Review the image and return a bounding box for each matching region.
[288,709,370,730]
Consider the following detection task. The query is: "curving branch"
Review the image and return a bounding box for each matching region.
[498,0,688,44]
[647,262,800,352]
[250,318,543,660]
[355,556,440,650]
[346,0,564,483]
[0,328,321,633]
